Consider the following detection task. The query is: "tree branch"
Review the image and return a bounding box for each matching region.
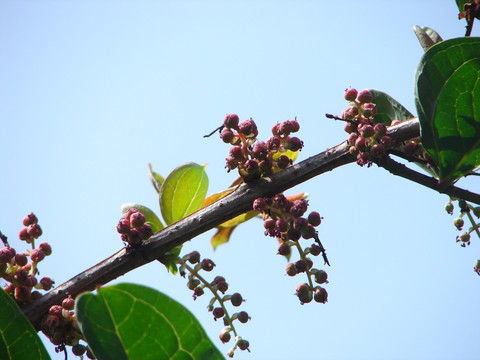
[22,118,479,328]
[374,155,480,204]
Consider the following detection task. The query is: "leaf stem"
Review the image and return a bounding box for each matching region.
[465,211,480,240]
[292,241,316,290]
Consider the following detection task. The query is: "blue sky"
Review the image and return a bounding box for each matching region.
[1,1,479,359]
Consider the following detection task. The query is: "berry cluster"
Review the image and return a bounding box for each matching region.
[116,208,153,246]
[1,213,53,304]
[445,199,480,248]
[253,194,329,304]
[445,198,480,275]
[41,296,94,358]
[475,260,480,276]
[178,251,250,357]
[390,134,438,172]
[340,88,392,167]
[0,213,92,358]
[220,114,303,181]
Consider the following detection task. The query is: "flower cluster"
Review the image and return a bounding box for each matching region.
[1,213,53,304]
[0,213,92,358]
[41,297,93,358]
[445,198,480,275]
[445,199,480,248]
[392,134,437,172]
[341,88,392,167]
[220,114,303,181]
[116,208,153,246]
[178,251,250,357]
[253,194,329,304]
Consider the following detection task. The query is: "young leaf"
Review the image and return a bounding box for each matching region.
[159,162,209,225]
[75,283,224,360]
[0,289,50,360]
[158,245,182,274]
[272,149,298,170]
[415,37,480,185]
[413,25,443,52]
[369,89,414,125]
[121,203,164,232]
[217,211,258,229]
[202,189,234,208]
[211,226,237,250]
[148,163,164,194]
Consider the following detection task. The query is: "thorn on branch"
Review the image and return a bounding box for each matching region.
[204,125,224,138]
[325,113,356,124]
[0,231,8,247]
[313,233,330,266]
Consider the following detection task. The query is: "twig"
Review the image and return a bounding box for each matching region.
[374,156,480,204]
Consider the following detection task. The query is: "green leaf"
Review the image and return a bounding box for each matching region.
[0,289,50,360]
[369,89,414,125]
[456,0,469,13]
[149,163,164,194]
[121,203,164,232]
[159,163,209,225]
[75,283,224,360]
[414,37,480,184]
[413,25,443,52]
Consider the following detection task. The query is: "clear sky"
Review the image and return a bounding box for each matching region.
[1,1,479,359]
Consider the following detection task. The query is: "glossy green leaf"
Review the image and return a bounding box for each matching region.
[0,289,50,360]
[159,163,209,225]
[413,25,443,52]
[75,283,224,360]
[369,89,414,125]
[121,203,164,232]
[149,163,164,194]
[415,37,480,184]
